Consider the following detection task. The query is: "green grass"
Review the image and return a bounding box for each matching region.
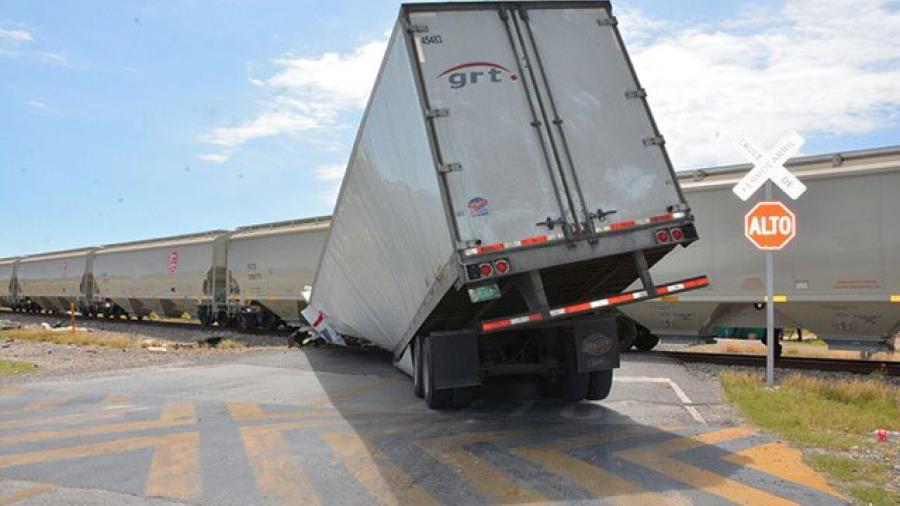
[0,359,37,376]
[721,371,900,505]
[0,329,135,349]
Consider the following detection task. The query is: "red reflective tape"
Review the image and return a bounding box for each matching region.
[521,235,549,246]
[482,319,512,331]
[656,285,670,294]
[684,276,709,288]
[312,311,325,328]
[478,243,505,254]
[608,294,634,305]
[564,302,593,314]
[610,220,637,231]
[527,313,544,322]
[650,213,675,223]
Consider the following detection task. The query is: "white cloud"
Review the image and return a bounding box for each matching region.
[27,99,48,110]
[0,27,32,42]
[199,38,387,149]
[621,0,900,168]
[313,163,345,181]
[314,163,347,206]
[196,153,230,163]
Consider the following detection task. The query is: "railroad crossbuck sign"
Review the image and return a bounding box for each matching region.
[732,132,807,201]
[744,201,796,250]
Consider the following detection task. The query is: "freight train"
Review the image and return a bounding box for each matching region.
[0,217,329,331]
[619,145,900,352]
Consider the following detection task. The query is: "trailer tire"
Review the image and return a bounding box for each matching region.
[422,337,452,409]
[451,386,475,409]
[585,370,613,401]
[413,338,424,399]
[561,372,590,402]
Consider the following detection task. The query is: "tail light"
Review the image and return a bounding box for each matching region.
[479,263,493,277]
[670,227,684,241]
[655,229,670,243]
[494,258,510,274]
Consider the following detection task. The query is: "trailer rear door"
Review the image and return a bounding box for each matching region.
[409,8,575,249]
[518,5,684,225]
[408,4,684,250]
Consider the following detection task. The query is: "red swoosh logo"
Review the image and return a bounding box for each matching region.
[437,61,513,77]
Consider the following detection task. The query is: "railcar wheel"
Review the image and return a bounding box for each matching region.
[634,325,660,352]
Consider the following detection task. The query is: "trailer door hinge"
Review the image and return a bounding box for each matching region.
[426,108,449,119]
[643,135,665,147]
[406,22,429,33]
[439,162,462,174]
[625,88,647,99]
[597,16,618,26]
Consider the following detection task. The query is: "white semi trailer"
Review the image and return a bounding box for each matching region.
[619,146,900,351]
[304,1,708,409]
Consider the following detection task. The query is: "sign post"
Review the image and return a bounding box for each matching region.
[734,133,805,386]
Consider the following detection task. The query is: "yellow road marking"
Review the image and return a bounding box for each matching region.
[240,422,328,506]
[417,430,549,504]
[0,409,125,431]
[0,400,196,446]
[618,428,799,505]
[323,430,440,506]
[725,441,844,499]
[101,392,136,407]
[0,393,80,418]
[514,446,670,505]
[308,377,401,408]
[228,402,267,421]
[146,431,202,502]
[0,482,57,505]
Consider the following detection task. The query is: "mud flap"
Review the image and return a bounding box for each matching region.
[429,331,482,390]
[574,317,620,373]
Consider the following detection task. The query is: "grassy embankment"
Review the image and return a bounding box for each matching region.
[721,371,899,505]
[0,328,244,350]
[0,359,37,376]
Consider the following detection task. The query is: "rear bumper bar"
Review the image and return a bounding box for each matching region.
[480,275,710,333]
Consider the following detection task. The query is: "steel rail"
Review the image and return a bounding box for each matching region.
[656,350,899,376]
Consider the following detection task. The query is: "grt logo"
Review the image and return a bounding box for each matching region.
[437,61,518,89]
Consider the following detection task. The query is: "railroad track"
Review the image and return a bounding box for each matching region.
[657,350,899,376]
[0,309,293,337]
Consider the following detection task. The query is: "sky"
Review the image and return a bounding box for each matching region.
[2,0,899,258]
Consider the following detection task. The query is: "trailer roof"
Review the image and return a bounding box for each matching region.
[403,0,611,11]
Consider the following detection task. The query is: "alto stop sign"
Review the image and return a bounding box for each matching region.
[744,201,796,250]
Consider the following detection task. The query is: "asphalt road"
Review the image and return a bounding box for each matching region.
[0,347,847,505]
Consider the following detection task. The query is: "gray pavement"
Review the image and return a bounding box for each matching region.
[0,347,848,505]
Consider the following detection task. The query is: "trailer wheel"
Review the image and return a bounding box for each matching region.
[413,338,424,399]
[451,387,475,409]
[561,372,590,402]
[585,370,613,401]
[634,325,660,352]
[422,337,452,409]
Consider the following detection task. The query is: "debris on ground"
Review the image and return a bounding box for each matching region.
[0,320,22,330]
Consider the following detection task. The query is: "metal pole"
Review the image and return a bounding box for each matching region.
[70,302,76,334]
[765,180,775,386]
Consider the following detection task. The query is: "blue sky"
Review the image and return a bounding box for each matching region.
[2,0,899,258]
